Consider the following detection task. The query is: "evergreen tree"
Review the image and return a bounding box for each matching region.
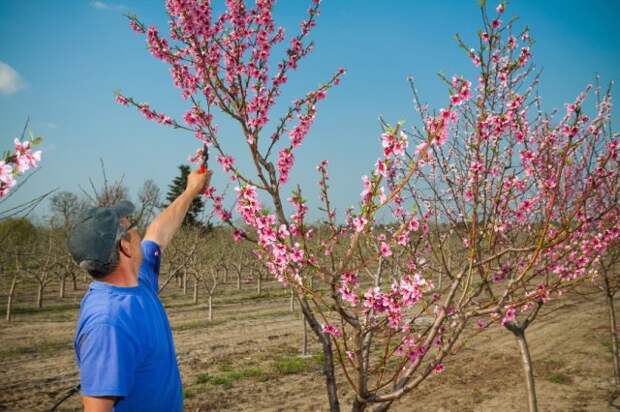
[164,165,204,226]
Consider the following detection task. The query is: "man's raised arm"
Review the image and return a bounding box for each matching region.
[143,168,211,250]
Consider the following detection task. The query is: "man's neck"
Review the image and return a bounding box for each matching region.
[101,268,138,287]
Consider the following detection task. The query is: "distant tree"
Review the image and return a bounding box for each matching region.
[0,217,38,321]
[49,191,81,230]
[81,159,129,208]
[164,165,203,226]
[136,179,161,231]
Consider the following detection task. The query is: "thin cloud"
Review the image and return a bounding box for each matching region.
[47,122,58,129]
[90,1,127,11]
[0,61,26,95]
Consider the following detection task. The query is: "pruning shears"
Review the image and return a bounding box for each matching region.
[199,143,209,174]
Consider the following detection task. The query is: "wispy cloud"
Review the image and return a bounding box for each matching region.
[90,1,127,11]
[0,61,26,95]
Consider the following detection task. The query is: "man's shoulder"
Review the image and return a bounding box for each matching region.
[77,285,145,335]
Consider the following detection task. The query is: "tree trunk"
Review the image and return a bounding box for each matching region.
[507,325,538,412]
[352,399,368,412]
[606,289,620,386]
[208,295,213,321]
[59,275,66,299]
[372,401,393,412]
[36,283,44,309]
[302,315,308,356]
[193,279,198,305]
[236,273,241,290]
[183,271,188,296]
[289,288,295,312]
[6,276,17,323]
[257,272,262,296]
[71,273,78,291]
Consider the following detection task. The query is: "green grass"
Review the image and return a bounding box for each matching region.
[173,318,226,331]
[0,339,71,359]
[0,302,79,317]
[547,372,572,385]
[194,366,265,389]
[272,354,317,375]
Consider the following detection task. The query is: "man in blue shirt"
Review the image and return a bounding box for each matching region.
[68,168,211,412]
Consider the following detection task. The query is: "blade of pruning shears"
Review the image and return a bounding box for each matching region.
[199,143,209,173]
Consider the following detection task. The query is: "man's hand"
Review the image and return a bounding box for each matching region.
[143,167,213,251]
[185,168,212,197]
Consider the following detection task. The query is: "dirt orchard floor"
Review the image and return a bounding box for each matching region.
[0,275,617,412]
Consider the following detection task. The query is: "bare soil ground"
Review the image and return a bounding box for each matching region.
[0,275,617,412]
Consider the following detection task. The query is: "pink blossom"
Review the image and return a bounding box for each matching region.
[352,216,367,233]
[322,324,342,338]
[433,363,445,374]
[0,161,15,189]
[277,148,295,184]
[14,139,42,173]
[217,154,235,173]
[380,241,392,257]
[232,229,245,242]
[188,147,205,164]
[115,94,129,105]
[501,307,517,326]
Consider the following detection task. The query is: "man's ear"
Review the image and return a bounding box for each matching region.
[119,238,132,258]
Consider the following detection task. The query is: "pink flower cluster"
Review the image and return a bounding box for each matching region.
[235,184,309,285]
[338,272,359,306]
[1,138,43,198]
[381,130,408,158]
[449,76,472,106]
[363,274,432,330]
[277,148,294,184]
[322,323,342,338]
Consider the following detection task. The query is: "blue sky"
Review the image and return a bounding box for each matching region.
[1,0,619,222]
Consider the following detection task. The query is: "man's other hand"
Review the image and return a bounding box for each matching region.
[186,168,212,197]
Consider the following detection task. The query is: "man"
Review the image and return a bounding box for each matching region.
[68,168,211,412]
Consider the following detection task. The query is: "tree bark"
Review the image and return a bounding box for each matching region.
[6,276,17,323]
[257,272,262,296]
[208,295,213,321]
[71,273,78,291]
[182,271,188,296]
[372,401,393,412]
[298,297,340,411]
[59,275,66,299]
[236,272,241,290]
[606,288,620,386]
[289,288,295,312]
[193,279,199,305]
[506,325,538,412]
[352,398,368,412]
[36,283,44,309]
[302,315,308,356]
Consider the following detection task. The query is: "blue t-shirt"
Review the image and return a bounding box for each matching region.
[74,241,183,411]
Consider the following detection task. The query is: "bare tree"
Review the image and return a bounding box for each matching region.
[136,179,161,231]
[23,232,60,309]
[81,159,129,207]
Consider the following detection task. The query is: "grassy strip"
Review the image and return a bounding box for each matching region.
[0,302,79,316]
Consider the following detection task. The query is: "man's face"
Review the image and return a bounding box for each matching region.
[120,217,143,272]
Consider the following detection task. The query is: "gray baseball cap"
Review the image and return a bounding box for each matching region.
[67,200,136,274]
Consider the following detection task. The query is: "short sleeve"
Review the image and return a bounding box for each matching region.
[76,323,139,398]
[139,240,161,292]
